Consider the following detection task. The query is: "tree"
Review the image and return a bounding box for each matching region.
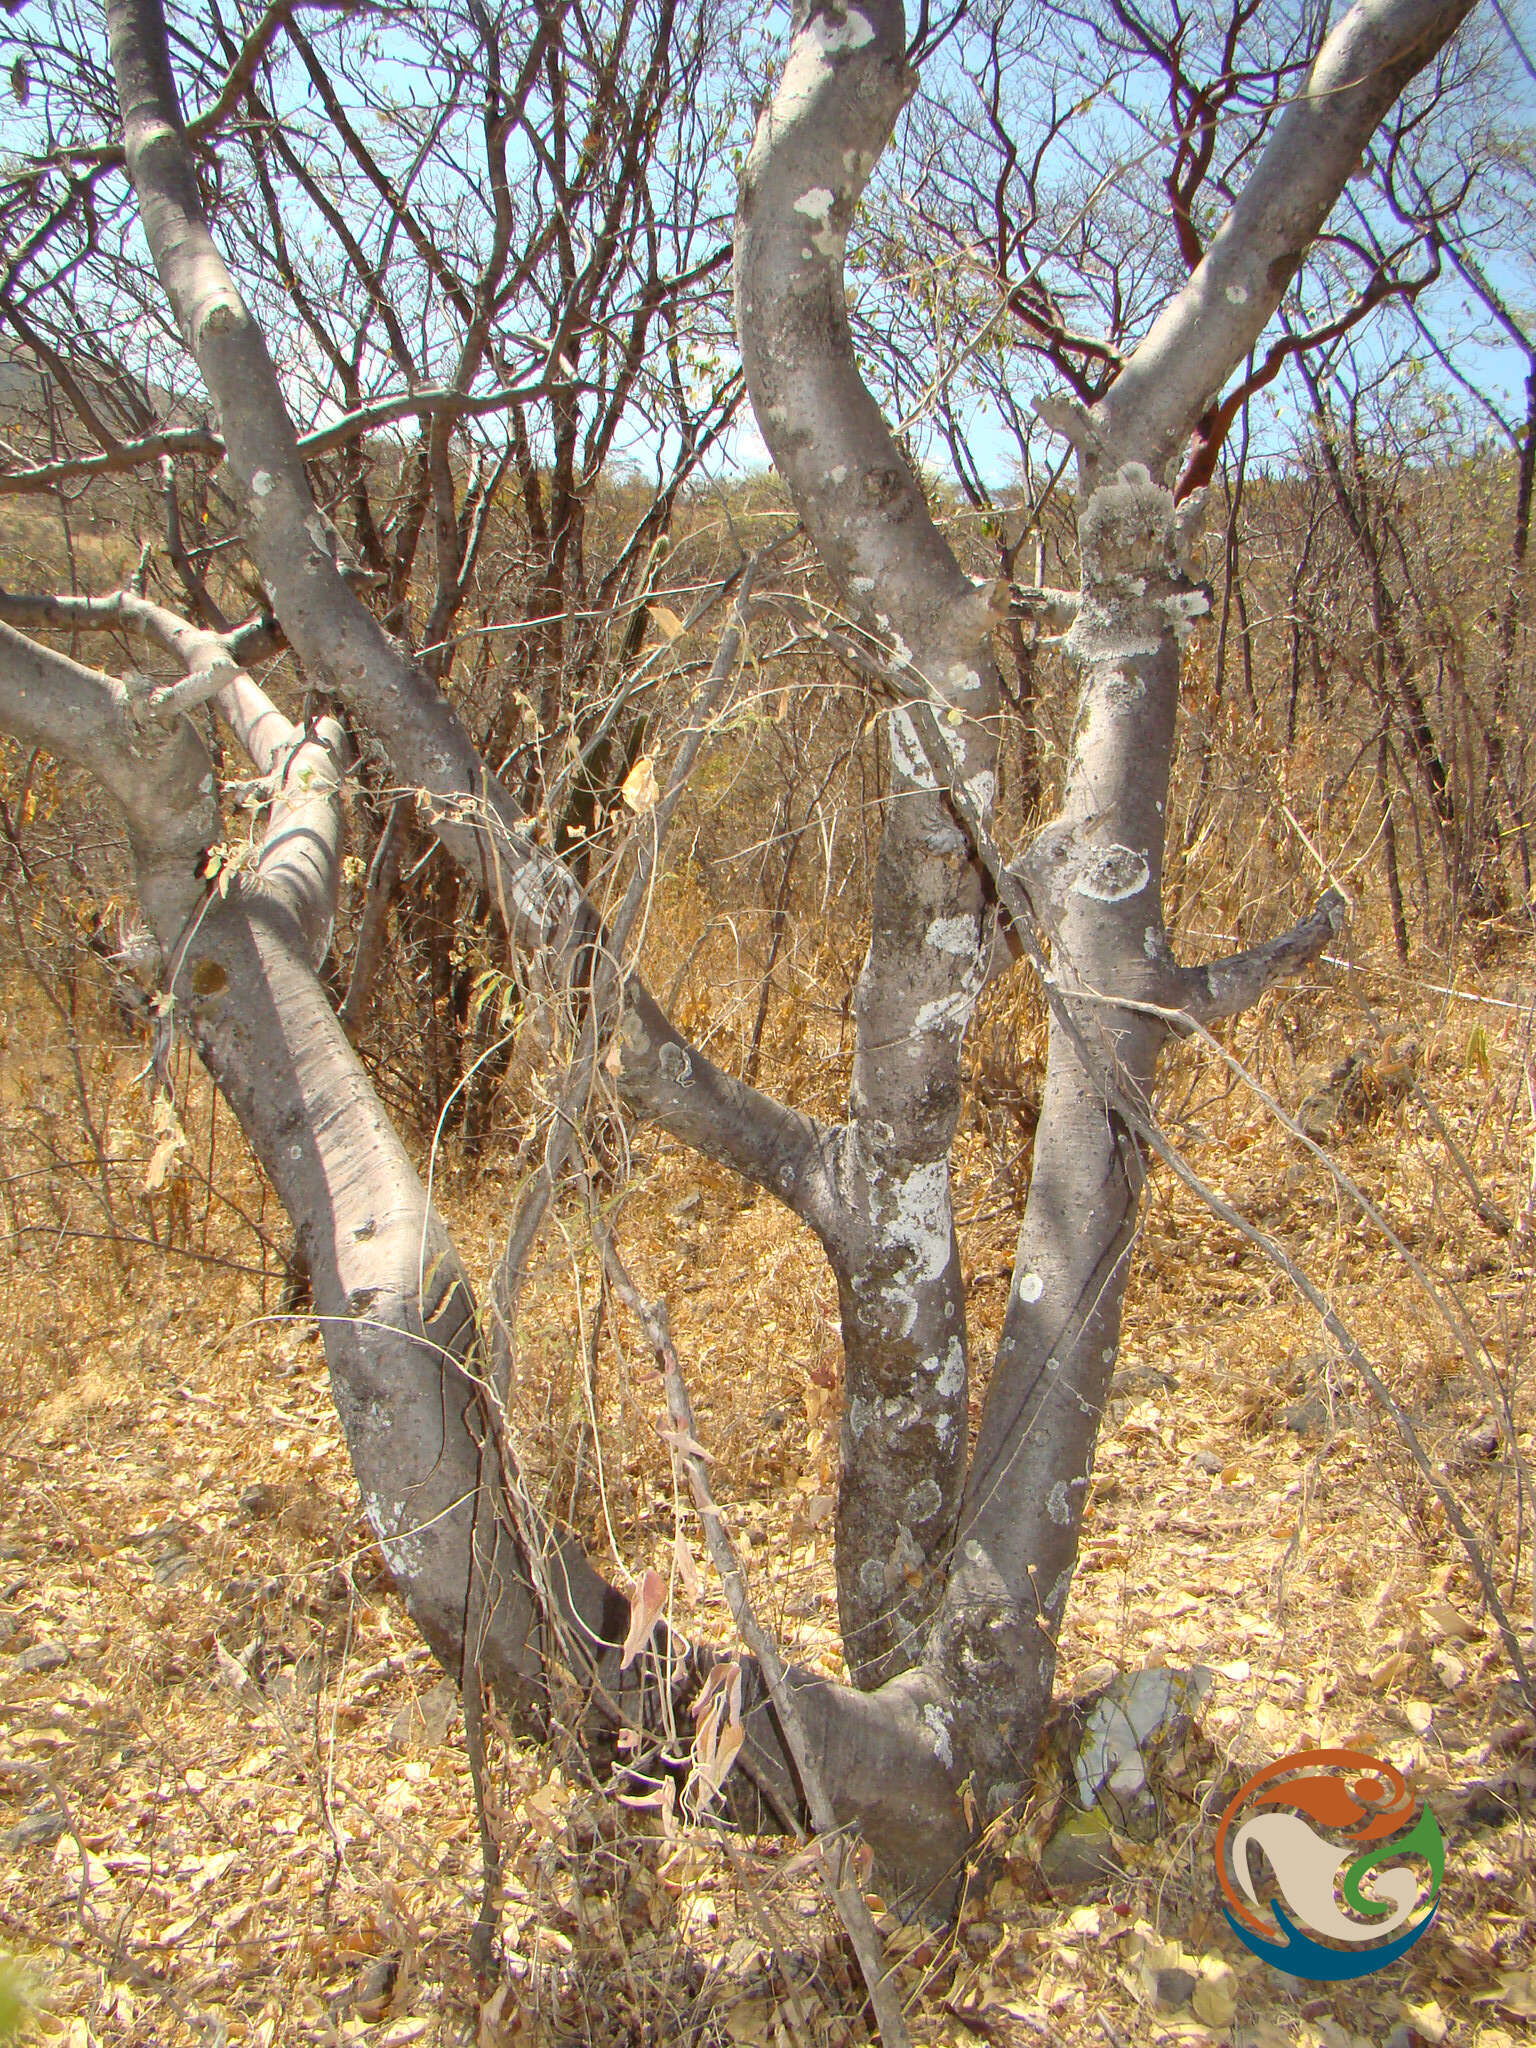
[0,0,1488,1913]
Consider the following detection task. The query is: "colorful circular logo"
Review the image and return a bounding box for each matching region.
[1215,1749,1443,1981]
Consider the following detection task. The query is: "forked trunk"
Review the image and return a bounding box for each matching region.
[0,0,1478,1925]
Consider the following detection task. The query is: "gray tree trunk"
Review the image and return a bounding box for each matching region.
[0,0,1476,1909]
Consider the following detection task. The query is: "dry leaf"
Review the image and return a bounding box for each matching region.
[690,1659,742,1723]
[620,1568,668,1669]
[674,1530,703,1605]
[1191,1956,1238,2026]
[1422,1599,1480,1640]
[649,604,686,642]
[1403,1700,1434,1734]
[1401,2000,1448,2044]
[691,1705,745,1810]
[722,1999,773,2045]
[621,756,659,812]
[214,1637,260,1705]
[688,1659,745,1811]
[1474,1972,1536,2019]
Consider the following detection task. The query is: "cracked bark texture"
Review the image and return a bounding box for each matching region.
[0,0,1479,1913]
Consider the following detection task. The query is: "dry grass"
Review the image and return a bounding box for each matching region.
[2,832,1535,2046]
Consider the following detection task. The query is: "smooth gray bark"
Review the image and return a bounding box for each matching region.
[104,0,841,1245]
[0,621,968,1864]
[732,0,1475,1864]
[736,0,1001,1684]
[0,0,1478,1913]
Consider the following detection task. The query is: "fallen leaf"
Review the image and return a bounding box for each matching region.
[214,1638,260,1705]
[1400,1999,1447,2044]
[1430,1647,1467,1690]
[1192,1956,1238,2026]
[648,604,686,642]
[1474,1972,1536,2019]
[1422,1599,1480,1640]
[188,1849,240,1893]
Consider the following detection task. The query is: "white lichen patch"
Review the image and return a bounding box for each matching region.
[850,573,875,593]
[962,769,996,817]
[1063,601,1161,669]
[757,11,875,146]
[933,1337,965,1398]
[1077,462,1176,587]
[816,8,876,52]
[1070,842,1150,903]
[920,1701,954,1769]
[251,470,275,497]
[363,1492,426,1580]
[792,190,843,256]
[1162,586,1211,647]
[829,464,848,485]
[879,1158,952,1288]
[1046,1479,1072,1526]
[947,662,983,694]
[1225,281,1248,304]
[925,913,978,956]
[912,989,976,1034]
[887,707,938,790]
[1018,1271,1044,1304]
[906,1478,944,1523]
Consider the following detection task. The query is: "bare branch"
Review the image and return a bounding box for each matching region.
[1094,0,1478,474]
[105,0,830,1225]
[1175,886,1349,1022]
[0,381,567,496]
